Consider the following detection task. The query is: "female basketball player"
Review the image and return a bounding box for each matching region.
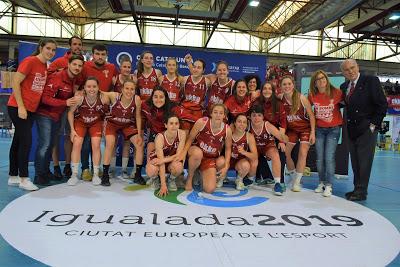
[281,75,315,192]
[146,114,186,197]
[177,104,232,193]
[101,79,144,186]
[67,77,107,186]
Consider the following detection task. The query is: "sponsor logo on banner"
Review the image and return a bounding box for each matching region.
[0,183,399,267]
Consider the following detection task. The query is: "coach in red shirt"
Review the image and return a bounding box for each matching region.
[81,44,118,92]
[48,36,84,179]
[308,70,343,197]
[33,55,84,185]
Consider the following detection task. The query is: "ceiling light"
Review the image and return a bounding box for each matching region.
[249,0,259,7]
[389,12,400,20]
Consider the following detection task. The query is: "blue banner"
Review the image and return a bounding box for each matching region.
[107,44,266,81]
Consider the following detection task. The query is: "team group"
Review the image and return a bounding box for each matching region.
[7,36,346,198]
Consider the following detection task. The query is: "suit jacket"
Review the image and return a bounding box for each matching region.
[340,74,387,140]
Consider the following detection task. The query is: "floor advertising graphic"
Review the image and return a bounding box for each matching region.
[0,181,399,267]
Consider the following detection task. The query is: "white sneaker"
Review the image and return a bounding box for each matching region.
[216,177,225,188]
[235,179,245,191]
[8,176,21,186]
[92,175,101,186]
[118,170,129,180]
[67,176,79,186]
[19,178,39,191]
[150,177,160,190]
[314,182,325,193]
[292,177,302,192]
[168,178,178,191]
[323,185,332,197]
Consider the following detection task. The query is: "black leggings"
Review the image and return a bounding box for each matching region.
[8,106,34,177]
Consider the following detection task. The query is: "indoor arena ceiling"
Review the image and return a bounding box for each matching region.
[6,0,400,43]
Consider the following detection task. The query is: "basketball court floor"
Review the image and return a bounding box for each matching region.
[0,136,399,267]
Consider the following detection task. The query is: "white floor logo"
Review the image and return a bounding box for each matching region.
[0,181,399,267]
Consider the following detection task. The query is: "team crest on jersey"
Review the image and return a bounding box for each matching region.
[103,70,109,78]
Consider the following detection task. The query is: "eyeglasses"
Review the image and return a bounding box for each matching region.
[315,76,326,81]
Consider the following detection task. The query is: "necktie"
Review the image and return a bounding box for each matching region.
[346,82,355,103]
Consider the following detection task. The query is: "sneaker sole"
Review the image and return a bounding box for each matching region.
[19,185,39,191]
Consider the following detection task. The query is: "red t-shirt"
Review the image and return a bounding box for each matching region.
[82,61,118,92]
[8,56,47,112]
[48,51,70,74]
[308,89,343,128]
[36,69,75,122]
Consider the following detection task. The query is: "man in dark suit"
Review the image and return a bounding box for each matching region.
[340,59,387,201]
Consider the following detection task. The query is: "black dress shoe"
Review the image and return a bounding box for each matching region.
[348,194,367,201]
[34,176,50,186]
[133,174,146,185]
[63,165,72,178]
[345,191,354,200]
[101,173,111,187]
[53,167,63,181]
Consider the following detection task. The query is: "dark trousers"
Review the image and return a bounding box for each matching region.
[348,129,378,195]
[8,106,34,177]
[34,114,61,177]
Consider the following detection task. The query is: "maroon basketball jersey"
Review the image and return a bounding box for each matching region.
[207,79,233,109]
[75,95,105,125]
[195,117,227,158]
[149,130,181,160]
[161,131,180,157]
[282,95,310,131]
[182,75,207,111]
[113,75,124,93]
[141,101,166,134]
[231,132,249,160]
[108,94,136,126]
[137,68,159,101]
[161,75,181,103]
[249,121,274,155]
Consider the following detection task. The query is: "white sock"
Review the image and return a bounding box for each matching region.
[248,175,255,181]
[169,174,177,181]
[295,172,303,182]
[236,174,244,182]
[93,165,99,177]
[121,157,129,171]
[71,163,79,176]
[274,177,281,184]
[287,168,295,175]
